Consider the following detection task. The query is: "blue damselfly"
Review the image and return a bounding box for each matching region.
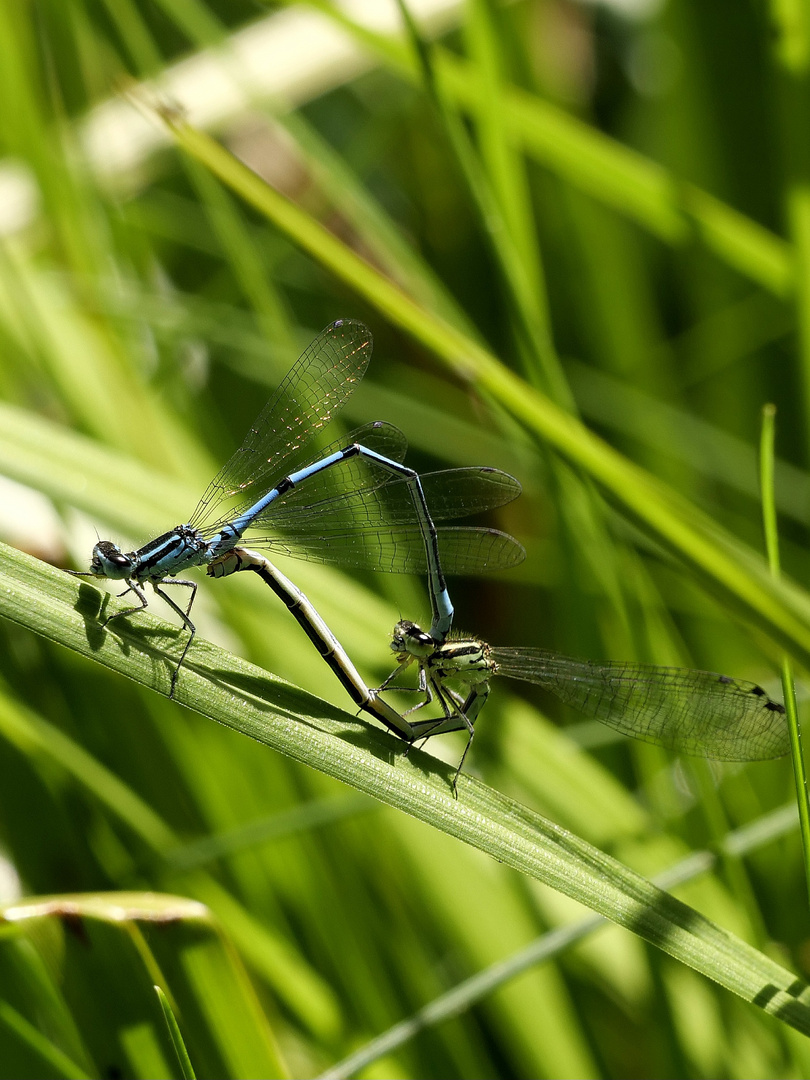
[74,321,524,695]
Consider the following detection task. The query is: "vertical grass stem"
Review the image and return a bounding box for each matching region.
[760,403,810,903]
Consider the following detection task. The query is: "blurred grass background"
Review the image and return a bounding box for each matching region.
[2,0,810,1077]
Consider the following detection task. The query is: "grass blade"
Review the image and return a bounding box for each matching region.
[2,540,810,1038]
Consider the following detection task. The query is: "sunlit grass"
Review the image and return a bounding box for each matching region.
[1,2,810,1078]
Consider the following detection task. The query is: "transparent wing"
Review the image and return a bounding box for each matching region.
[203,416,525,573]
[262,527,525,575]
[491,648,788,760]
[261,467,522,533]
[200,420,410,533]
[189,320,372,530]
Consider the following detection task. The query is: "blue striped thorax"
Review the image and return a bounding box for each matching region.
[90,526,208,583]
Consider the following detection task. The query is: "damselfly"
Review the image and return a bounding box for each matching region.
[384,620,789,790]
[74,320,524,694]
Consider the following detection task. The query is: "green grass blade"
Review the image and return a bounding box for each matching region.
[1,892,286,1080]
[293,3,792,295]
[768,0,810,425]
[323,801,802,1078]
[155,986,196,1080]
[759,403,810,900]
[396,0,566,400]
[3,540,810,1037]
[0,1001,91,1080]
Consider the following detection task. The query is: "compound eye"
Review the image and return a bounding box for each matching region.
[90,540,133,579]
[93,540,120,556]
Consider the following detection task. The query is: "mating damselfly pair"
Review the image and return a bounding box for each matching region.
[74,319,788,790]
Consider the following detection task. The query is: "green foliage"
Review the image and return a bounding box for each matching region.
[2,1,810,1077]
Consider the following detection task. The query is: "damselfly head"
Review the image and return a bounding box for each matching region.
[90,540,135,580]
[390,619,436,660]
